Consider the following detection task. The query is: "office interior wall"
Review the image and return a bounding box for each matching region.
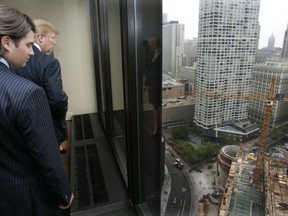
[1,0,97,115]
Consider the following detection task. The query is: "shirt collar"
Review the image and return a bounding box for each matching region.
[34,43,41,51]
[0,57,10,68]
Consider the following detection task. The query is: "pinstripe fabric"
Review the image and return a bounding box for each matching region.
[0,62,72,215]
[14,46,68,145]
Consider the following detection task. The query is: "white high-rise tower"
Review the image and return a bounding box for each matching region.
[194,0,261,129]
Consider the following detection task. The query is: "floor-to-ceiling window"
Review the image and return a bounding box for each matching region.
[92,0,163,214]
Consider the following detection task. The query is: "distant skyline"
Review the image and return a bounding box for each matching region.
[163,0,288,49]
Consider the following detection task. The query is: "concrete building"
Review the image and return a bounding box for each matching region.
[161,79,195,129]
[249,61,288,129]
[183,38,198,66]
[163,21,185,78]
[195,0,261,130]
[178,63,197,94]
[162,98,195,128]
[162,79,185,99]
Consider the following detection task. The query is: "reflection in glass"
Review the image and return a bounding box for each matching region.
[143,35,162,136]
[140,1,163,214]
[106,0,127,174]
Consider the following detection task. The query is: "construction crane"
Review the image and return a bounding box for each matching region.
[164,77,286,189]
[252,77,276,189]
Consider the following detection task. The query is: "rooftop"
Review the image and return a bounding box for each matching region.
[215,120,259,135]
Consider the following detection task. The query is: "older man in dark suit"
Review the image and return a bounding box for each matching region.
[14,19,68,153]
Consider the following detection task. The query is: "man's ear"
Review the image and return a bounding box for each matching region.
[1,35,12,50]
[36,33,45,44]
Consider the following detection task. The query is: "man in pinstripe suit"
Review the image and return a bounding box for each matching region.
[0,5,73,215]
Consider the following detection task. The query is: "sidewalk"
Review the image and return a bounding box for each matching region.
[161,165,171,216]
[188,163,220,216]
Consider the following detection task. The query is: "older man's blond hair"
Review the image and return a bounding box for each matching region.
[34,19,59,35]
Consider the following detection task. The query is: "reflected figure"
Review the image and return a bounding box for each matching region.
[144,35,162,135]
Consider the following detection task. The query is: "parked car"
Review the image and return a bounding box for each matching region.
[173,159,184,169]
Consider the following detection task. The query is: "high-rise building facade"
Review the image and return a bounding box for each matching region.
[178,64,197,94]
[195,0,261,129]
[184,38,198,66]
[249,61,288,129]
[282,25,288,60]
[163,21,185,78]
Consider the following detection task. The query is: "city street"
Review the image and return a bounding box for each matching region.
[164,150,192,216]
[162,143,220,216]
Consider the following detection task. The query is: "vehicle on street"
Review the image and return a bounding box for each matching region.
[172,196,177,204]
[177,96,186,99]
[173,159,184,169]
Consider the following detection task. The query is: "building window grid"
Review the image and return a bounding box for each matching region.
[196,0,260,127]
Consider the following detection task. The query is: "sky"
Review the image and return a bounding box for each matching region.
[163,0,288,49]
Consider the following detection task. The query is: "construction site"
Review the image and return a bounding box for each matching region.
[162,76,288,216]
[217,77,288,216]
[217,143,288,216]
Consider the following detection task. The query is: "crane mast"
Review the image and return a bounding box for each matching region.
[252,77,276,188]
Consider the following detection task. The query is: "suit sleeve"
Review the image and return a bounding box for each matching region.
[44,59,68,119]
[17,86,72,205]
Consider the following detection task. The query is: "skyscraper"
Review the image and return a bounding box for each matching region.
[194,0,261,129]
[163,21,185,78]
[282,24,288,60]
[266,34,276,59]
[267,34,275,50]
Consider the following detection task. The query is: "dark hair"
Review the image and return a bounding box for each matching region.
[0,5,35,47]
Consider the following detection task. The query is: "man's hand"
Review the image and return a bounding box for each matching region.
[59,193,74,209]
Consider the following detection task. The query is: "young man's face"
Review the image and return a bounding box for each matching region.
[4,30,35,69]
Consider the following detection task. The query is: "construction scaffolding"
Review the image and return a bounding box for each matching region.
[218,147,288,216]
[218,155,265,216]
[264,159,288,216]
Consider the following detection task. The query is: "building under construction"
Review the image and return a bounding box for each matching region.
[218,75,288,216]
[218,146,288,216]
